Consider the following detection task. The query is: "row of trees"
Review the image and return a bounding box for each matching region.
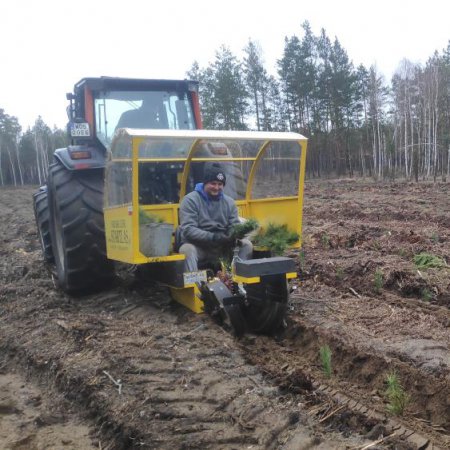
[0,111,67,186]
[1,22,449,185]
[189,22,450,181]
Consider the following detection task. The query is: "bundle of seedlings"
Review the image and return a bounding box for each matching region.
[216,219,260,283]
[139,208,164,224]
[253,223,299,255]
[413,252,448,269]
[231,218,259,240]
[217,219,259,284]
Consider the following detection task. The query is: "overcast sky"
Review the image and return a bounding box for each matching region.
[1,0,449,130]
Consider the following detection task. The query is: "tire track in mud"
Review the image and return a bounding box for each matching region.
[0,369,96,450]
[1,185,449,449]
[0,289,372,449]
[0,182,373,450]
[1,277,446,449]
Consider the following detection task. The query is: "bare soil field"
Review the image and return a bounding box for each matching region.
[0,180,449,449]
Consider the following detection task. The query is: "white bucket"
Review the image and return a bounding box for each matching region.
[139,223,174,257]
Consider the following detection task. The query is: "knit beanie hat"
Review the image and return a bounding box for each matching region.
[203,162,226,186]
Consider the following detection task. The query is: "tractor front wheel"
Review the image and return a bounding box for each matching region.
[47,162,114,292]
[33,186,54,263]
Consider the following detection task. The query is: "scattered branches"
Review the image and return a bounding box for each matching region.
[103,370,123,395]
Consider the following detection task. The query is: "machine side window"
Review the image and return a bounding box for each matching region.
[251,142,301,198]
[105,161,132,207]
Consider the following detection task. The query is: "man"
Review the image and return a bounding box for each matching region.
[116,92,168,130]
[179,162,253,272]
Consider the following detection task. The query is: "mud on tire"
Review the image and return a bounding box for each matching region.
[47,162,114,292]
[33,186,54,263]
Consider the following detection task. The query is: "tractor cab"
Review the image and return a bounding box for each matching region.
[104,129,307,335]
[60,77,202,171]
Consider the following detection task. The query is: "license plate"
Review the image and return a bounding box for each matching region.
[70,122,90,137]
[183,270,207,286]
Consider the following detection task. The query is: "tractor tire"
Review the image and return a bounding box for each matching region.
[47,162,114,292]
[244,275,288,334]
[33,186,54,263]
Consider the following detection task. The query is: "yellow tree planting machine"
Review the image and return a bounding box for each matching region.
[104,129,307,335]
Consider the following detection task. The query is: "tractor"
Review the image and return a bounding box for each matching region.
[33,77,202,291]
[33,77,308,336]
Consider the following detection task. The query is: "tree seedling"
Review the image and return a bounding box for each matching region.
[421,287,433,302]
[413,253,447,270]
[430,233,440,244]
[231,218,259,240]
[298,249,306,272]
[320,233,331,248]
[319,345,332,378]
[384,372,410,415]
[253,223,299,255]
[374,269,383,294]
[335,265,344,280]
[139,208,164,225]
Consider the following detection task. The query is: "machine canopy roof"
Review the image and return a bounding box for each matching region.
[115,129,307,142]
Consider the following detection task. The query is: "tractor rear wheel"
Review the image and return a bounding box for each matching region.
[47,162,114,292]
[33,186,54,262]
[244,275,288,334]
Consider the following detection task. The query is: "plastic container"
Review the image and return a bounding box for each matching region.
[139,222,174,257]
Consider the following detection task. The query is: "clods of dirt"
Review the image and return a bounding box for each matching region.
[0,182,449,449]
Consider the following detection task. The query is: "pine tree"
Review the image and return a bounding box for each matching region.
[243,39,265,130]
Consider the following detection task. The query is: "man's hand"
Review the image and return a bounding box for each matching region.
[212,232,235,245]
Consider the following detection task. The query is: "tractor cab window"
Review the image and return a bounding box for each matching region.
[94,90,195,148]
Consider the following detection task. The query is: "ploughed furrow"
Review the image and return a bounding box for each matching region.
[240,294,450,449]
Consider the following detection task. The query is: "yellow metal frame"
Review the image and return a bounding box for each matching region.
[104,130,307,312]
[233,275,261,284]
[169,285,204,313]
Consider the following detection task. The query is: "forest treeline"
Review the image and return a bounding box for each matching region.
[1,21,449,185]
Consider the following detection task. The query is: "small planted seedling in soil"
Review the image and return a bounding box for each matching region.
[430,232,440,244]
[335,265,344,280]
[320,233,331,248]
[421,287,433,302]
[319,345,332,378]
[298,249,306,272]
[374,269,383,294]
[384,372,410,416]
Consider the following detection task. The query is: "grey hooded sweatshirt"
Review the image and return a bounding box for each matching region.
[179,183,239,247]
